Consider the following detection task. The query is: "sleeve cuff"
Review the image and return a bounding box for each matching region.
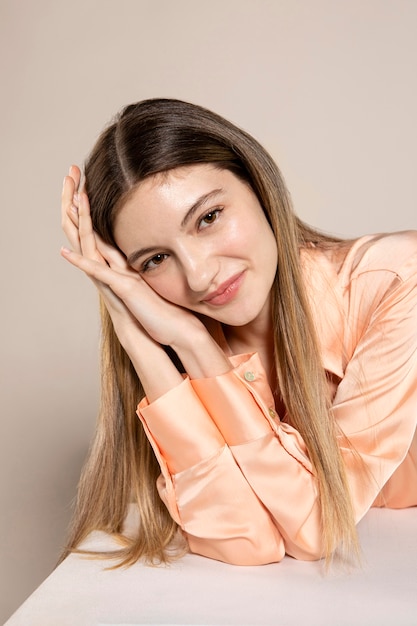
[191,353,275,445]
[137,377,224,474]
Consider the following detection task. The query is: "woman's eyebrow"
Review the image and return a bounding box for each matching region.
[180,188,224,228]
[126,188,225,267]
[127,245,160,267]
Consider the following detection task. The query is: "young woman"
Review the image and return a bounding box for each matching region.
[60,98,417,567]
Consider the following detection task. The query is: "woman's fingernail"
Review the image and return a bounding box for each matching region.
[61,246,71,254]
[71,204,78,214]
[62,176,67,190]
[73,192,79,204]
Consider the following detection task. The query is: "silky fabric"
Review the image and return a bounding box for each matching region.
[138,231,417,565]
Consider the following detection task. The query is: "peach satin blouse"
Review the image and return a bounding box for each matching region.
[138,231,417,565]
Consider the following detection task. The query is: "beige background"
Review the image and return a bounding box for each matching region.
[1,0,416,621]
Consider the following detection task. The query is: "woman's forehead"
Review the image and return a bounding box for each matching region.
[121,165,231,211]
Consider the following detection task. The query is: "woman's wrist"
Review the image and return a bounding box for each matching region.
[121,327,184,402]
[171,327,232,380]
[117,318,231,400]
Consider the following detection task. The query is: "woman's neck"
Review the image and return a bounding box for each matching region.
[223,304,275,374]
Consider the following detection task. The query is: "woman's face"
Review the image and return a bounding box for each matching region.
[113,164,278,327]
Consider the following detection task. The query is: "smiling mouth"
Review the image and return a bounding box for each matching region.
[202,272,245,306]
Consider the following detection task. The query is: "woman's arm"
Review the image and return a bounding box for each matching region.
[138,352,323,562]
[61,167,231,400]
[61,167,287,564]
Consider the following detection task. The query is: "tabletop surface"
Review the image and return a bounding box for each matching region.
[5,507,417,626]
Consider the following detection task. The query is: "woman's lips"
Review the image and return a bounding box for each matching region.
[202,272,245,306]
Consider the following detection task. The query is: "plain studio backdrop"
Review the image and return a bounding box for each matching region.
[1,0,416,622]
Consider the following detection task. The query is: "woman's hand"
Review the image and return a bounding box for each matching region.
[61,166,205,347]
[61,167,138,343]
[61,166,231,387]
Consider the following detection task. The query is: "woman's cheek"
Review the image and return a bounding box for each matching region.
[147,275,186,306]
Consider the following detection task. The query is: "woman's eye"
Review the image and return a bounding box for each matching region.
[199,208,222,229]
[142,253,168,272]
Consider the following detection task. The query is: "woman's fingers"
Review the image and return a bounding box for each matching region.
[61,174,130,282]
[61,245,147,309]
[62,168,104,265]
[60,246,111,284]
[69,165,81,191]
[61,243,198,347]
[60,168,149,340]
[78,191,102,261]
[96,234,132,271]
[60,246,136,310]
[62,165,81,220]
[62,168,81,251]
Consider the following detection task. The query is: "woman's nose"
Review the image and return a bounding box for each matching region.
[179,243,219,293]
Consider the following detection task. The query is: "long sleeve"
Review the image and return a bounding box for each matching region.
[138,353,322,563]
[138,368,287,565]
[137,231,417,565]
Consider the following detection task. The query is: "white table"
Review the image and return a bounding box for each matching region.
[5,508,417,626]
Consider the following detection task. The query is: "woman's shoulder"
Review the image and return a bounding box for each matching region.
[304,230,417,284]
[303,230,417,312]
[343,230,417,282]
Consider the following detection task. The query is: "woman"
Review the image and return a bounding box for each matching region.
[60,98,417,567]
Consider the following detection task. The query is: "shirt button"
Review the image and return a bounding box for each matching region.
[244,371,256,382]
[268,408,277,419]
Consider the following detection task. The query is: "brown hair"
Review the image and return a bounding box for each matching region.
[60,98,358,566]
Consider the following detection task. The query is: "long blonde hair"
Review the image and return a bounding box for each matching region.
[59,99,358,566]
